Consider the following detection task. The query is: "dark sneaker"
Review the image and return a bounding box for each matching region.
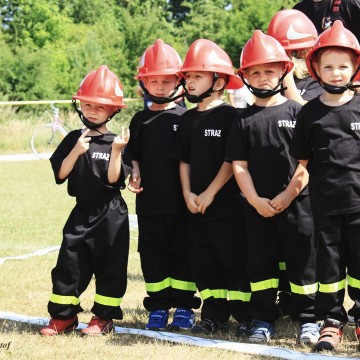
[299,322,320,345]
[81,316,113,336]
[191,318,228,335]
[145,310,169,331]
[313,318,343,351]
[168,308,195,330]
[235,321,252,337]
[248,319,276,343]
[40,316,78,336]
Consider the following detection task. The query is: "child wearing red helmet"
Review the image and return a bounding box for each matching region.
[40,65,131,336]
[290,20,360,352]
[226,30,318,345]
[267,9,323,105]
[127,39,201,331]
[176,39,251,336]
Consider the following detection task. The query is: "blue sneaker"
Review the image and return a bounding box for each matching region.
[249,319,276,343]
[145,310,169,330]
[168,308,195,330]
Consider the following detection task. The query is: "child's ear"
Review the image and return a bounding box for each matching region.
[214,77,226,91]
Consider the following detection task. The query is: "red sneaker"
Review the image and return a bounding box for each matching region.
[355,321,360,343]
[40,317,78,336]
[313,318,343,351]
[81,316,113,336]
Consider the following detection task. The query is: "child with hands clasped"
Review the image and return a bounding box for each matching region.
[127,39,200,331]
[176,39,251,336]
[40,65,131,337]
[226,30,318,345]
[290,21,360,352]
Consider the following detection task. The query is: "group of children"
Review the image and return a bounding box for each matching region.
[39,7,360,353]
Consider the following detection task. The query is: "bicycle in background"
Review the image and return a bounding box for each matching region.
[30,104,68,159]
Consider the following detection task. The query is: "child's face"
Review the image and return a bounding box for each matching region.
[143,75,178,97]
[80,102,118,123]
[244,63,284,90]
[315,49,356,87]
[183,71,214,96]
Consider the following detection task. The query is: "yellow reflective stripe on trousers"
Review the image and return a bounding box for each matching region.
[318,279,346,293]
[200,289,228,301]
[290,282,317,295]
[49,293,80,305]
[171,278,197,291]
[228,290,251,302]
[279,262,286,271]
[145,277,171,292]
[347,275,360,289]
[250,278,279,292]
[94,294,122,307]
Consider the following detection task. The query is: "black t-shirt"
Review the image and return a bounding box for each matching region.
[295,77,323,101]
[50,130,130,205]
[176,103,244,221]
[294,0,360,42]
[225,100,305,199]
[290,95,360,215]
[127,105,187,216]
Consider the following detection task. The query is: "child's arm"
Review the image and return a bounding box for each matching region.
[233,160,278,217]
[179,161,199,214]
[128,160,143,193]
[108,134,129,184]
[269,162,309,212]
[195,162,233,214]
[58,129,91,180]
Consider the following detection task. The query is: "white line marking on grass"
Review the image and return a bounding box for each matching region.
[129,214,138,229]
[0,153,48,161]
[0,215,138,265]
[0,246,60,265]
[0,311,353,360]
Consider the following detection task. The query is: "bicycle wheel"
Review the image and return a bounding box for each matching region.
[30,123,67,159]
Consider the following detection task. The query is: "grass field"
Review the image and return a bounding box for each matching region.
[0,160,360,359]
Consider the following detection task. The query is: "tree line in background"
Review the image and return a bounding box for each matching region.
[0,0,297,104]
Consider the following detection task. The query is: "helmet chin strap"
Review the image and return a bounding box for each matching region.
[310,63,360,94]
[240,72,288,99]
[183,74,219,103]
[139,80,184,105]
[72,101,120,133]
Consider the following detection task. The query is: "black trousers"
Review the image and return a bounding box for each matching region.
[245,196,316,323]
[138,214,201,311]
[188,216,250,323]
[48,195,129,320]
[314,212,360,323]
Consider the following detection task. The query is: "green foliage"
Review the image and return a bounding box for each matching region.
[0,0,298,105]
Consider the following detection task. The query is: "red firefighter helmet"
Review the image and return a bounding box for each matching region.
[135,39,182,79]
[238,30,294,75]
[180,38,243,89]
[267,9,318,51]
[73,65,126,108]
[306,20,360,80]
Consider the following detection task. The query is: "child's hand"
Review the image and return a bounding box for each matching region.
[112,128,130,151]
[185,192,200,214]
[74,128,91,155]
[128,172,143,193]
[251,197,278,217]
[112,136,128,151]
[195,191,214,214]
[269,191,293,213]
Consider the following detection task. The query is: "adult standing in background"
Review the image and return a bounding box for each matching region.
[293,0,360,42]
